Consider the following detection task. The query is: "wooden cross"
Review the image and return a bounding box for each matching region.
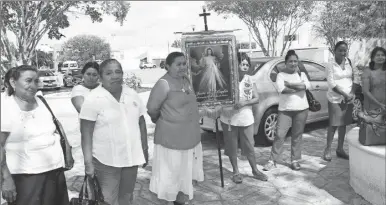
[199,7,211,31]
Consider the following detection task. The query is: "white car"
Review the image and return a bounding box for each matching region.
[60,61,79,73]
[142,62,157,69]
[200,57,363,145]
[37,70,61,90]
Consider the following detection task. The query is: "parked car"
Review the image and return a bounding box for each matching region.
[200,57,363,145]
[60,61,78,74]
[37,70,61,90]
[63,68,83,87]
[141,62,157,69]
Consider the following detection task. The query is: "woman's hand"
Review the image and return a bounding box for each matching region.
[344,92,355,102]
[284,81,292,88]
[2,176,17,203]
[85,161,95,177]
[379,103,386,111]
[142,148,149,168]
[234,101,246,110]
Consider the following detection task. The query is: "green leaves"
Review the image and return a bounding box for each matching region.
[206,1,315,56]
[59,35,111,68]
[313,1,385,53]
[0,1,130,68]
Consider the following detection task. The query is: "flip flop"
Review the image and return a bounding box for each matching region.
[232,173,243,184]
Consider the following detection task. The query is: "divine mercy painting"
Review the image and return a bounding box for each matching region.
[182,34,239,107]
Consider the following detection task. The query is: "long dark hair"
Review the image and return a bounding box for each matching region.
[369,47,386,71]
[4,65,38,96]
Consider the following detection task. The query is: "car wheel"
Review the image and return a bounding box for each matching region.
[153,65,156,68]
[257,107,278,146]
[353,96,363,121]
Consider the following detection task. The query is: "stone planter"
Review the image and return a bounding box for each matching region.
[347,127,386,205]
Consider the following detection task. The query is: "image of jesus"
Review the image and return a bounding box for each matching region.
[198,47,227,93]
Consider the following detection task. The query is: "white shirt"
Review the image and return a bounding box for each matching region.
[1,96,64,174]
[220,75,255,126]
[276,72,311,111]
[71,85,94,98]
[326,58,361,103]
[79,85,146,167]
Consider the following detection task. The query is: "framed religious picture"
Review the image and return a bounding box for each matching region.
[181,34,239,108]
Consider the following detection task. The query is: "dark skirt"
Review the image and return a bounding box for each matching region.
[9,168,69,205]
[328,101,354,126]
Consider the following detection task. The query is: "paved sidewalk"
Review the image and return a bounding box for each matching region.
[64,131,371,205]
[1,93,372,205]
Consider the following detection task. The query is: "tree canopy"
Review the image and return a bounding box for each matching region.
[0,1,130,74]
[313,1,385,54]
[59,35,111,68]
[206,1,315,56]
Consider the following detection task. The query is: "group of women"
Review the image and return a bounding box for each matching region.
[1,42,385,205]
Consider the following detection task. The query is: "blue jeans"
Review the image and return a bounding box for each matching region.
[270,109,308,162]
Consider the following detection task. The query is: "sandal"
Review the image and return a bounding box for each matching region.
[231,173,243,184]
[323,148,332,161]
[252,170,268,181]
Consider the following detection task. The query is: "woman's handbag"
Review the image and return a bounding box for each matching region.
[305,89,321,112]
[37,95,74,171]
[358,109,386,146]
[70,175,109,205]
[297,72,321,112]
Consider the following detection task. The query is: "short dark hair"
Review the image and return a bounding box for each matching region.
[369,46,386,71]
[82,61,100,74]
[99,59,122,76]
[165,52,185,70]
[285,50,298,62]
[334,41,348,52]
[4,65,38,96]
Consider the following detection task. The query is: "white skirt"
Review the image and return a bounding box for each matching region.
[149,142,204,201]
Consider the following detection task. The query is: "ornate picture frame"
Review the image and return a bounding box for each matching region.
[181,34,239,108]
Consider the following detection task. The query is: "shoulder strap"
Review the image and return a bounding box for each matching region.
[347,58,353,67]
[37,95,58,121]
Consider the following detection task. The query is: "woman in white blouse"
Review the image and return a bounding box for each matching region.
[71,61,100,113]
[1,65,72,205]
[79,59,148,205]
[263,50,311,171]
[323,41,360,161]
[215,53,268,183]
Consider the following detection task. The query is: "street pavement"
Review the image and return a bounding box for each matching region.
[1,90,371,205]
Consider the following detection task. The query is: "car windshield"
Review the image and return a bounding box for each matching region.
[38,70,54,77]
[250,61,268,75]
